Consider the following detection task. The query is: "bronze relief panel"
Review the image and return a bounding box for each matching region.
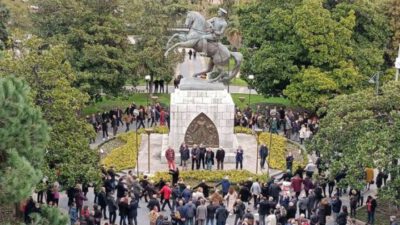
[184,113,219,147]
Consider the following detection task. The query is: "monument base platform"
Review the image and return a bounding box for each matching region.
[168,88,235,151]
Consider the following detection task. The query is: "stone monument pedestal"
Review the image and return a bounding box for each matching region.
[168,87,236,149]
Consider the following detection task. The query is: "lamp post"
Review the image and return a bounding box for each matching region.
[248,75,254,107]
[254,128,263,174]
[133,109,140,176]
[268,120,273,176]
[395,44,400,81]
[238,96,245,108]
[145,75,151,107]
[145,128,154,173]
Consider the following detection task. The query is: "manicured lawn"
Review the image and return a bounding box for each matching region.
[355,204,399,225]
[82,93,292,115]
[230,77,249,87]
[83,93,170,115]
[231,93,292,109]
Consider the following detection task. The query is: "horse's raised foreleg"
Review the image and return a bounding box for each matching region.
[164,40,196,58]
[193,60,214,78]
[166,33,181,49]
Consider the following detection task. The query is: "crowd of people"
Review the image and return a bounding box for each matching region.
[53,163,389,225]
[86,102,170,142]
[22,151,399,225]
[234,106,318,144]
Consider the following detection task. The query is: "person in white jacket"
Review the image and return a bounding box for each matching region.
[266,210,277,225]
[250,179,261,209]
[299,124,307,144]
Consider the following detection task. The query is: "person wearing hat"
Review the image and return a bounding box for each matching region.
[200,8,228,55]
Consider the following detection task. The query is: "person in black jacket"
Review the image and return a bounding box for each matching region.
[336,206,348,225]
[179,143,190,168]
[205,148,215,170]
[191,145,200,170]
[93,204,102,225]
[193,180,213,198]
[107,193,118,224]
[169,168,180,186]
[118,196,129,225]
[147,194,161,212]
[199,144,207,169]
[233,199,246,225]
[317,198,330,225]
[258,197,270,225]
[206,202,217,225]
[116,179,128,200]
[216,147,225,170]
[238,185,251,204]
[97,187,108,219]
[128,197,139,225]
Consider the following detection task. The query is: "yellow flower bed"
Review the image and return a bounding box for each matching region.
[234,126,254,134]
[137,125,169,134]
[101,126,168,171]
[258,133,308,171]
[101,131,141,171]
[153,170,268,184]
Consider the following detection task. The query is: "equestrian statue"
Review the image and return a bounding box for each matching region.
[164,8,242,83]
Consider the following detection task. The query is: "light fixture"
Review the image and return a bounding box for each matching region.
[145,75,151,81]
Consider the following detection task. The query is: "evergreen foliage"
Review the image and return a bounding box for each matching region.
[0,39,100,189]
[0,77,49,204]
[0,3,10,50]
[308,81,400,205]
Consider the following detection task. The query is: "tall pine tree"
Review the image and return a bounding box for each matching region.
[0,77,49,203]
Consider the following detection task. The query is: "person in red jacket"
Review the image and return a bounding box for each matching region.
[291,174,303,198]
[165,147,176,170]
[159,182,172,211]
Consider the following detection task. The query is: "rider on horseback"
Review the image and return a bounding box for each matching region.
[201,8,228,56]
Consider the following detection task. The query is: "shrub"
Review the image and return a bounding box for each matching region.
[258,133,307,171]
[234,126,253,134]
[152,170,268,184]
[101,132,140,171]
[101,126,169,171]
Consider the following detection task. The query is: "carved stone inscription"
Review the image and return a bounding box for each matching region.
[184,113,219,147]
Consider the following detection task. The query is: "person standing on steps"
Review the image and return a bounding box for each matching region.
[191,144,200,170]
[216,146,225,170]
[199,144,206,169]
[180,142,190,170]
[236,146,244,170]
[165,146,176,170]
